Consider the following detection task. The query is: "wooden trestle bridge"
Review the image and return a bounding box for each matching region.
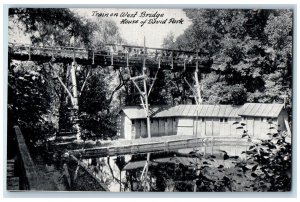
[9,41,214,140]
[8,42,212,72]
[8,41,226,190]
[7,41,242,160]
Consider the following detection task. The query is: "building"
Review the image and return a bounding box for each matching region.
[117,103,289,140]
[238,103,289,139]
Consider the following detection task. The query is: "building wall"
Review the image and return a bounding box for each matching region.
[193,118,203,137]
[158,118,166,136]
[117,113,131,139]
[118,114,133,140]
[120,115,247,139]
[150,119,159,137]
[120,109,288,140]
[212,118,220,136]
[141,119,147,138]
[205,118,213,136]
[133,119,140,138]
[129,118,177,138]
[245,117,254,136]
[116,115,123,138]
[278,110,288,133]
[177,118,194,136]
[244,116,282,139]
[193,117,242,137]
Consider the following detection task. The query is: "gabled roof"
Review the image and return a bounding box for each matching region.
[238,103,285,118]
[121,103,286,119]
[121,104,241,119]
[121,106,161,119]
[153,105,241,118]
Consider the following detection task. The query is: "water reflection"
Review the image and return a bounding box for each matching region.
[82,145,247,192]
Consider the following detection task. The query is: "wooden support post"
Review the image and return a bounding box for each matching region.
[164,141,169,152]
[194,59,202,105]
[284,118,292,137]
[92,51,95,65]
[126,51,129,67]
[171,51,174,69]
[138,37,151,139]
[71,61,81,140]
[195,110,199,136]
[71,62,79,108]
[28,46,31,61]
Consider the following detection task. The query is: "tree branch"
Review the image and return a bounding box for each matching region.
[79,69,91,96]
[48,62,74,100]
[148,67,160,97]
[107,71,125,105]
[184,77,198,105]
[107,157,121,183]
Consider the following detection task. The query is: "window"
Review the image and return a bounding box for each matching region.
[202,118,205,122]
[151,119,153,123]
[220,118,228,123]
[132,120,135,124]
[165,118,168,123]
[261,118,267,122]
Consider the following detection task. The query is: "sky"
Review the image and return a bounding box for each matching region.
[71,8,192,48]
[9,9,192,48]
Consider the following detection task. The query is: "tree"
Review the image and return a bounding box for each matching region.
[78,68,124,140]
[7,60,55,150]
[163,9,292,108]
[9,8,93,47]
[162,32,177,49]
[9,8,127,142]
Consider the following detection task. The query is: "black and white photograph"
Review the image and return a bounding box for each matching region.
[6,7,293,192]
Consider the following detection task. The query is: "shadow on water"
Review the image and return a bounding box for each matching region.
[81,145,248,192]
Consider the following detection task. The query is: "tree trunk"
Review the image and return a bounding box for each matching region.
[58,63,73,135]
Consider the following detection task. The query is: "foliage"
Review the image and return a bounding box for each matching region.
[239,127,292,191]
[194,120,292,192]
[163,9,292,107]
[9,8,93,47]
[8,8,293,148]
[8,60,55,146]
[124,121,291,192]
[9,8,126,143]
[78,68,120,140]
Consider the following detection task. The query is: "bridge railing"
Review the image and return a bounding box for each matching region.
[8,43,212,71]
[13,126,40,190]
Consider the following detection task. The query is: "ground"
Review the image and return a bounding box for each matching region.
[34,155,67,191]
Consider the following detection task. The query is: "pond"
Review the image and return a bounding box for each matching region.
[81,145,249,192]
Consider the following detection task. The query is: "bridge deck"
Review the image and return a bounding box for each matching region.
[8,43,212,72]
